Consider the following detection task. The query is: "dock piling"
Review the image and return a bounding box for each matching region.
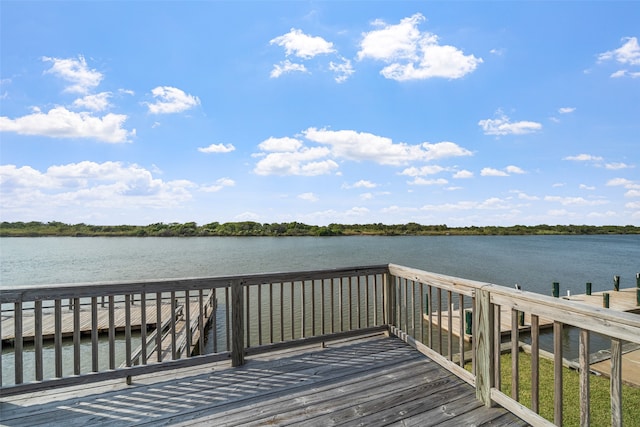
[586,282,592,296]
[603,293,610,308]
[552,282,559,298]
[614,275,620,292]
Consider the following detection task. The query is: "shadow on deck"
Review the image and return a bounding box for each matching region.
[0,334,526,426]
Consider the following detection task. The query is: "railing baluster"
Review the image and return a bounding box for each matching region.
[257,284,262,346]
[73,297,81,376]
[156,292,162,362]
[611,338,623,427]
[280,282,284,341]
[437,287,442,353]
[269,282,274,344]
[185,290,191,357]
[427,285,433,348]
[420,282,425,344]
[531,314,539,413]
[459,294,465,368]
[34,300,43,381]
[493,303,501,389]
[311,280,316,335]
[321,279,325,335]
[579,329,590,426]
[302,281,306,338]
[198,289,204,355]
[447,290,453,360]
[125,294,132,384]
[91,297,99,372]
[246,285,251,348]
[330,278,335,333]
[14,301,23,385]
[170,291,176,360]
[348,277,353,331]
[365,275,370,328]
[511,308,519,401]
[140,292,147,364]
[553,321,563,426]
[55,299,62,377]
[339,277,344,331]
[109,295,115,369]
[357,276,362,330]
[290,282,294,339]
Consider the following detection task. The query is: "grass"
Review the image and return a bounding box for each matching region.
[468,351,640,426]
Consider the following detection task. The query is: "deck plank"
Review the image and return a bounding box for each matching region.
[0,334,525,426]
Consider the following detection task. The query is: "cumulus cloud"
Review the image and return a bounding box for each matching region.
[453,170,473,179]
[254,146,338,176]
[544,196,608,206]
[558,107,576,114]
[329,57,355,83]
[563,153,604,162]
[598,37,640,78]
[303,128,471,166]
[72,92,112,112]
[0,161,194,213]
[343,180,378,189]
[270,60,308,78]
[198,143,236,154]
[258,136,303,152]
[43,55,103,94]
[145,86,200,114]
[270,28,335,59]
[200,177,235,192]
[357,13,482,81]
[478,111,542,136]
[480,167,509,177]
[420,197,513,211]
[400,165,447,177]
[0,106,134,143]
[408,177,448,186]
[298,192,319,202]
[605,162,634,170]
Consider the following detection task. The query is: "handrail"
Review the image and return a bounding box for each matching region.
[2,263,638,426]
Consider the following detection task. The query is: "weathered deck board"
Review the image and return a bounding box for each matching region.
[0,334,527,426]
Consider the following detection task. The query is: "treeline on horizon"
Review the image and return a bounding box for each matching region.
[1,221,638,237]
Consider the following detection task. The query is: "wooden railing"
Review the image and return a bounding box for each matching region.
[387,264,640,427]
[0,265,389,396]
[2,264,639,426]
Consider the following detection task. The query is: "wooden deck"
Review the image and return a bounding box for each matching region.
[0,334,526,426]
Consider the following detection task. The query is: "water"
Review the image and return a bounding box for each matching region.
[2,235,639,295]
[1,235,638,384]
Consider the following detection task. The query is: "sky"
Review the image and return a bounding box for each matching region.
[1,1,639,227]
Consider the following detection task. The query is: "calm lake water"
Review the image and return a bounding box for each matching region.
[1,235,639,384]
[1,235,639,295]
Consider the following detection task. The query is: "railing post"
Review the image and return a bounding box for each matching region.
[231,280,245,367]
[475,287,494,407]
[384,271,395,329]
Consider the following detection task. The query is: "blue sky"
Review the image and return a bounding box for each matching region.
[1,1,639,226]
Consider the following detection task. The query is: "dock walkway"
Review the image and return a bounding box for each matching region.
[0,334,526,426]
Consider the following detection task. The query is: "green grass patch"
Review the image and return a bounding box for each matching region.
[467,351,640,426]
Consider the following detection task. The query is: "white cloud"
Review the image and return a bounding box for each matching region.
[303,128,471,166]
[200,177,235,192]
[408,177,448,186]
[598,37,640,78]
[0,161,194,212]
[72,92,112,112]
[254,146,337,176]
[478,111,542,136]
[198,143,236,154]
[344,180,377,189]
[270,60,308,78]
[357,13,482,81]
[298,192,319,202]
[480,168,508,177]
[420,198,512,212]
[505,165,525,174]
[329,57,355,83]
[605,162,633,170]
[400,165,446,177]
[563,153,604,162]
[0,106,134,143]
[579,184,596,190]
[270,28,335,59]
[145,86,200,114]
[544,196,608,206]
[43,55,102,94]
[453,170,473,179]
[258,136,303,152]
[598,37,640,66]
[558,107,575,114]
